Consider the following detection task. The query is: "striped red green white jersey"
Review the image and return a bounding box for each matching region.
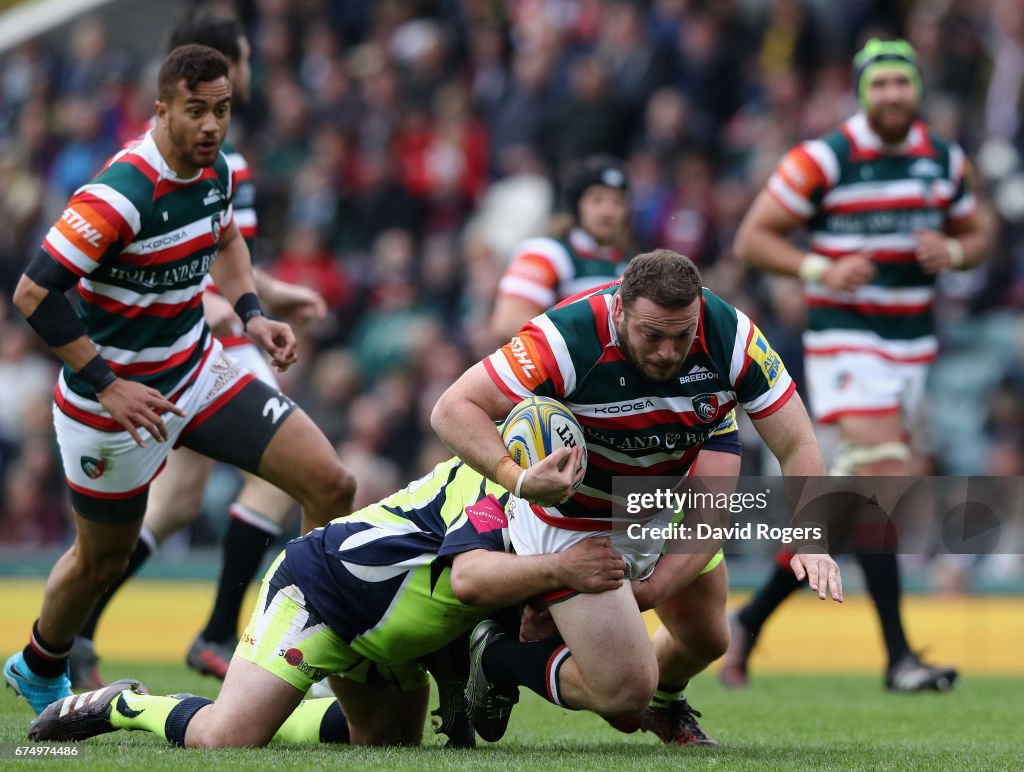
[497,227,629,309]
[221,138,256,251]
[767,112,977,363]
[43,130,234,425]
[485,284,795,527]
[141,119,255,249]
[139,126,255,343]
[203,138,256,347]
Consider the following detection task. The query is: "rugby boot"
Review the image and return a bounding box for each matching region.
[464,620,519,742]
[640,698,719,746]
[4,652,73,715]
[29,679,148,742]
[421,636,476,748]
[886,652,958,693]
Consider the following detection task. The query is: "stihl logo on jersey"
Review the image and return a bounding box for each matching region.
[780,156,807,188]
[594,399,654,415]
[509,337,537,379]
[501,330,550,388]
[510,257,554,284]
[61,209,105,247]
[679,364,715,384]
[776,147,821,197]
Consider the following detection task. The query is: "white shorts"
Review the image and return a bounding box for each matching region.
[507,497,673,585]
[804,351,928,425]
[220,338,278,388]
[53,340,254,503]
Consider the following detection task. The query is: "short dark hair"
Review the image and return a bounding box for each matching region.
[168,11,244,62]
[619,249,702,310]
[157,44,230,103]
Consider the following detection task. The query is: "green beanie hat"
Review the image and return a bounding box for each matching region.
[852,38,922,111]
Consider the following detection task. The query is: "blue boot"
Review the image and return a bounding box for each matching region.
[4,651,73,715]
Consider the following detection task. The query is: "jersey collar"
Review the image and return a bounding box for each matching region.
[845,112,929,156]
[143,129,208,184]
[568,227,625,262]
[604,291,620,348]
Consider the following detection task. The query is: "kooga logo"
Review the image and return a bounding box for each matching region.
[594,399,654,414]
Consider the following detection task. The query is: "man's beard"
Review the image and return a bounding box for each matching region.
[175,132,221,169]
[867,106,917,145]
[615,322,680,383]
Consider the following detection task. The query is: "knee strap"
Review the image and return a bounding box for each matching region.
[830,442,911,475]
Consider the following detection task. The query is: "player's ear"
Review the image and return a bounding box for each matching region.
[154,99,168,122]
[611,293,624,325]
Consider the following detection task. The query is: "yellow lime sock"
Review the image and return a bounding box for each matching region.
[108,691,183,739]
[273,698,348,744]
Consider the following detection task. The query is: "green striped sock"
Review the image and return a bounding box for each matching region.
[650,682,686,709]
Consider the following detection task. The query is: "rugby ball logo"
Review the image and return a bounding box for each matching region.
[501,396,587,490]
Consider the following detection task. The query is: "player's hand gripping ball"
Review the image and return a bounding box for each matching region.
[501,396,587,488]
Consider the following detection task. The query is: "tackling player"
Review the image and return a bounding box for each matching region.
[28,457,625,748]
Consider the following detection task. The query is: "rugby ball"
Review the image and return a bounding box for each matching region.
[501,396,587,486]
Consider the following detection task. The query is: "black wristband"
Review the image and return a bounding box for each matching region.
[234,292,264,330]
[78,355,117,394]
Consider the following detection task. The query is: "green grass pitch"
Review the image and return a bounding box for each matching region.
[2,664,1022,770]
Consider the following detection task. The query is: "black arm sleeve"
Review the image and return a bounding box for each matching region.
[24,249,80,292]
[22,250,86,348]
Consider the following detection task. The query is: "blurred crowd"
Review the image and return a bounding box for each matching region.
[2,0,1024,566]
